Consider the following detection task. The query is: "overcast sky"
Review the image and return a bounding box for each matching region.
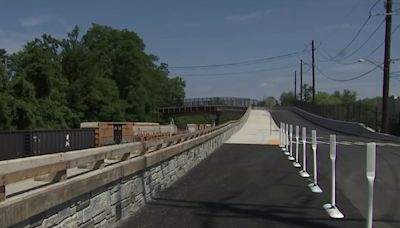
[0,0,399,100]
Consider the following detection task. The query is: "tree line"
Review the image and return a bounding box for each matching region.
[0,24,185,130]
[277,84,386,107]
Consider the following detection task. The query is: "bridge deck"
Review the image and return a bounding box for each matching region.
[119,144,362,228]
[119,109,400,228]
[226,110,279,145]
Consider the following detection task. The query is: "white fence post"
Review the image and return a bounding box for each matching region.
[279,122,282,147]
[299,127,310,177]
[288,125,295,161]
[323,134,344,218]
[308,130,322,193]
[284,124,290,155]
[366,143,376,228]
[293,126,301,167]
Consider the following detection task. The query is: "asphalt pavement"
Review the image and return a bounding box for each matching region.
[270,109,400,228]
[119,110,400,228]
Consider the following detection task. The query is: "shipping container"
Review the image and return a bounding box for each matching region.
[0,129,95,161]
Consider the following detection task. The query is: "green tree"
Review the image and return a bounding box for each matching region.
[280,91,295,106]
[0,24,186,130]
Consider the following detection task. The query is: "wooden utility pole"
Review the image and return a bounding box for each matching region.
[294,70,297,104]
[382,0,392,133]
[312,40,316,104]
[300,59,303,102]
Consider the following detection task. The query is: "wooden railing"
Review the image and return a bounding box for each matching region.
[0,117,242,202]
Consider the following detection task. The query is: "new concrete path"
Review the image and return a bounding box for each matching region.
[226,110,279,145]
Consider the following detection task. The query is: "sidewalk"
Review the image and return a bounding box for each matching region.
[226,110,280,145]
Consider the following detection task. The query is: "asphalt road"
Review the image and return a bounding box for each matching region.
[119,110,400,228]
[270,109,400,228]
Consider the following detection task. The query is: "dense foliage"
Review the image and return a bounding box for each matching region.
[0,24,185,130]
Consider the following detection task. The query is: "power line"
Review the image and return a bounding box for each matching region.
[169,47,310,70]
[320,18,385,63]
[369,0,383,14]
[178,64,302,77]
[316,23,400,66]
[336,18,386,60]
[318,0,383,62]
[315,65,380,82]
[303,60,380,82]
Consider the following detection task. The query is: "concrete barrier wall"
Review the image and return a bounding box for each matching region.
[3,112,249,228]
[292,107,400,143]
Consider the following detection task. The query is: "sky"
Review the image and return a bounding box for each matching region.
[0,0,399,100]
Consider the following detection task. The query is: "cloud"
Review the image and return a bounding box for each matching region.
[225,10,271,22]
[20,15,49,28]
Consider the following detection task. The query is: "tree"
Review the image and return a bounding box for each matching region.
[280,91,295,106]
[0,24,186,130]
[259,96,277,107]
[302,84,313,103]
[341,89,357,104]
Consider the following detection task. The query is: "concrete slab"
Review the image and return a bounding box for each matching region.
[226,110,279,145]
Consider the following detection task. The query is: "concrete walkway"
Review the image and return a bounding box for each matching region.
[226,110,279,145]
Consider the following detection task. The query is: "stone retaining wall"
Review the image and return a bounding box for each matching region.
[9,118,246,228]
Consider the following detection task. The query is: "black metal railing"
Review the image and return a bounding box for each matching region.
[296,101,400,135]
[184,97,258,107]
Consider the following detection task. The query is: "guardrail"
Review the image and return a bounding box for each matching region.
[0,110,249,203]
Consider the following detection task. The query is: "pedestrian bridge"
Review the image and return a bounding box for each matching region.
[1,108,399,228]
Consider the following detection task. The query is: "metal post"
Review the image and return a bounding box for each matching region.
[323,135,344,218]
[366,143,376,228]
[299,127,310,177]
[308,130,322,193]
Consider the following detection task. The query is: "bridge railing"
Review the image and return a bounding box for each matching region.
[0,108,250,203]
[183,97,258,107]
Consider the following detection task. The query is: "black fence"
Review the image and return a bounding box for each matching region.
[0,129,95,161]
[297,102,400,135]
[184,97,258,107]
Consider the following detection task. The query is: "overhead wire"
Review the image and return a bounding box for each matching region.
[316,23,400,66]
[169,44,311,70]
[317,0,383,63]
[179,63,311,77]
[302,61,380,82]
[315,65,379,82]
[336,18,386,60]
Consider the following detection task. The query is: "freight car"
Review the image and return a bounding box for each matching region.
[0,122,178,161]
[80,122,178,146]
[0,129,95,161]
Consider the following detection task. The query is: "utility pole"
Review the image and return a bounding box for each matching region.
[312,40,316,104]
[300,59,303,102]
[294,70,297,104]
[382,0,392,133]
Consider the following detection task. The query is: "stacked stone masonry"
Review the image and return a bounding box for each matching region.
[10,120,245,228]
